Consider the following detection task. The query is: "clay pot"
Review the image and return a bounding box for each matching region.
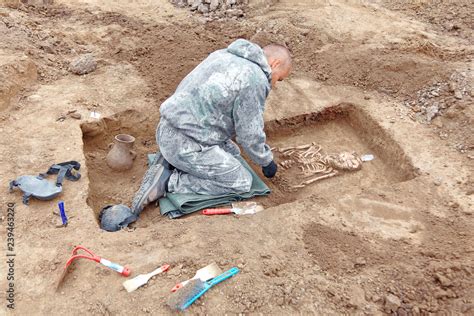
[106,134,137,171]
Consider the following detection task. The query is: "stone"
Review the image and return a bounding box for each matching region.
[198,3,209,13]
[348,286,366,308]
[432,116,443,128]
[384,294,401,313]
[173,0,187,7]
[425,104,439,122]
[69,112,82,120]
[454,90,463,99]
[69,54,97,75]
[190,0,202,10]
[209,0,219,11]
[435,273,452,287]
[354,257,367,267]
[448,82,456,92]
[226,8,244,17]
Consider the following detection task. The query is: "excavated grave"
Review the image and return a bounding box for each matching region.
[82,103,416,223]
[261,104,416,207]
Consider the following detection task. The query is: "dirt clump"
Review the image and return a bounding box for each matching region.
[69,53,97,75]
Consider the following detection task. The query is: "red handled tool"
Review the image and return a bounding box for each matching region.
[57,245,131,290]
[202,208,235,215]
[202,202,263,216]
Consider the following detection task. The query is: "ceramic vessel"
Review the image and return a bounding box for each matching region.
[106,134,136,171]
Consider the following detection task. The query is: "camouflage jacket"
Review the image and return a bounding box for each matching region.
[159,39,273,167]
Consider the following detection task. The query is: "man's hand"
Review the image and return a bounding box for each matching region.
[262,160,278,178]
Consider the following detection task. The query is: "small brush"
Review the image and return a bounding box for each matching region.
[123,264,170,293]
[171,262,222,292]
[167,267,239,311]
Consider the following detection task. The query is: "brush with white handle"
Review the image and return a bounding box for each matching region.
[171,262,222,292]
[123,264,170,293]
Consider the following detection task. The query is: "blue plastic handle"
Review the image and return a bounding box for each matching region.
[181,267,239,310]
[58,201,68,226]
[208,267,239,287]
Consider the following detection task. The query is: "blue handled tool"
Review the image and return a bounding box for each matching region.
[168,267,240,311]
[58,201,68,226]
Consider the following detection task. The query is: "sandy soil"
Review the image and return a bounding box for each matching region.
[0,0,473,314]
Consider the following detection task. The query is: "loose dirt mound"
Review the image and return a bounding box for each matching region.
[381,0,474,41]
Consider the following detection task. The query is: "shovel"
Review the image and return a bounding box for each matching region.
[170,262,222,292]
[202,201,263,216]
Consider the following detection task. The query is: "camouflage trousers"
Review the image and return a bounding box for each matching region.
[157,119,253,195]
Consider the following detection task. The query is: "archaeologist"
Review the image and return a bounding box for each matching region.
[131,39,292,214]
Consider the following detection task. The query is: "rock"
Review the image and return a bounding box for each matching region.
[198,3,209,13]
[226,8,244,17]
[190,0,202,10]
[69,112,82,120]
[209,0,219,11]
[348,286,366,307]
[435,273,452,287]
[432,116,443,128]
[28,94,42,103]
[426,104,439,122]
[454,90,463,100]
[384,294,401,313]
[301,29,310,36]
[354,257,367,267]
[175,0,187,7]
[448,82,456,92]
[69,54,97,75]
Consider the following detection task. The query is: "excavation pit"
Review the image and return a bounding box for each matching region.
[260,104,416,207]
[82,109,160,222]
[82,104,416,222]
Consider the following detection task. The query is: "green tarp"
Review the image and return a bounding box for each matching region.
[147,154,270,218]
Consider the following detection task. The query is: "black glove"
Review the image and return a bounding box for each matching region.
[262,160,278,178]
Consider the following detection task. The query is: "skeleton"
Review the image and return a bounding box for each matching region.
[272,142,362,190]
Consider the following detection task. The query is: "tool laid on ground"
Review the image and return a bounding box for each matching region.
[123,264,170,293]
[9,161,81,205]
[56,245,130,290]
[167,267,239,311]
[171,262,222,292]
[58,201,68,226]
[202,201,263,216]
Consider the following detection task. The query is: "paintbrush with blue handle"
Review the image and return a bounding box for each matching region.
[168,267,239,311]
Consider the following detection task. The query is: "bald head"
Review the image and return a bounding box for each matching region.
[263,44,292,88]
[263,44,292,69]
